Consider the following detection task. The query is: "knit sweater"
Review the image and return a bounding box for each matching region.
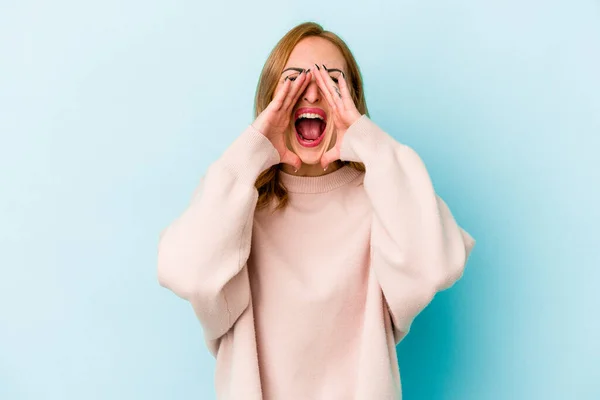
[157,114,476,400]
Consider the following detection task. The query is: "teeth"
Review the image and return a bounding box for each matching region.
[296,112,324,121]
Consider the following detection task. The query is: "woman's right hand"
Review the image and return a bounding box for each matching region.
[252,69,312,171]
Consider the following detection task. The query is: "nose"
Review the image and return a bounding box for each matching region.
[302,73,322,104]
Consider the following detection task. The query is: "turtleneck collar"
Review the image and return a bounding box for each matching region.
[277,165,363,194]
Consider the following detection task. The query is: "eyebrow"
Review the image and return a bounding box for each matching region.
[282,67,345,77]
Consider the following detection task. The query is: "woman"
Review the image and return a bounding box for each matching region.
[157,21,475,400]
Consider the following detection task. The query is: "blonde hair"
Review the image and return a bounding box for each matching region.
[253,21,369,211]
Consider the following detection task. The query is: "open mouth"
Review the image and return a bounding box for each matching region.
[294,111,327,148]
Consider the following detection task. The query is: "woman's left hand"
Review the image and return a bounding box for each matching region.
[313,64,362,170]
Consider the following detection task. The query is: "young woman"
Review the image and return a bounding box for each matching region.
[157,22,475,400]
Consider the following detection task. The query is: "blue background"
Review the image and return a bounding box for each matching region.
[1,0,599,399]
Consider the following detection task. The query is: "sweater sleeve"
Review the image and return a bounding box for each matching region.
[157,123,280,343]
[340,115,476,344]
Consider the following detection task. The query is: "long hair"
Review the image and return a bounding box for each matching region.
[253,22,369,211]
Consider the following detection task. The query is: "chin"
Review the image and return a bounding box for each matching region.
[289,137,331,166]
[297,152,323,165]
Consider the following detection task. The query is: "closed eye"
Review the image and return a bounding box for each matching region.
[285,74,338,84]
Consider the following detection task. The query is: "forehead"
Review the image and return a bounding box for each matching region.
[284,37,346,69]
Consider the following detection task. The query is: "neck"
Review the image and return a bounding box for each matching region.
[280,160,344,177]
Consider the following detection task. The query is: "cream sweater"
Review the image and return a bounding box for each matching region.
[157,115,476,399]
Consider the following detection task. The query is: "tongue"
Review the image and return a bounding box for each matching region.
[296,119,324,140]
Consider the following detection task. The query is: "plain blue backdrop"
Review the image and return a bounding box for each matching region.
[1,0,599,399]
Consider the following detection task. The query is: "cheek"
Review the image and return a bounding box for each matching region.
[324,119,334,137]
[285,122,295,147]
[324,122,338,148]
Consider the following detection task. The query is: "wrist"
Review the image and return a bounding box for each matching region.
[340,115,394,166]
[218,124,281,185]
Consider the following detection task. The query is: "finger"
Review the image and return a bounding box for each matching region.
[272,78,292,111]
[288,70,312,110]
[334,86,342,100]
[320,147,340,170]
[282,150,302,171]
[313,64,340,112]
[337,70,353,108]
[322,65,345,106]
[282,70,307,110]
[319,64,344,108]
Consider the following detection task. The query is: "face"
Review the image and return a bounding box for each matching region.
[274,37,347,166]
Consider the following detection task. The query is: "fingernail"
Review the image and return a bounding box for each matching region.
[324,166,328,171]
[323,64,328,71]
[315,64,320,70]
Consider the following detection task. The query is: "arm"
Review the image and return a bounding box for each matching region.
[340,115,476,343]
[157,124,280,342]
